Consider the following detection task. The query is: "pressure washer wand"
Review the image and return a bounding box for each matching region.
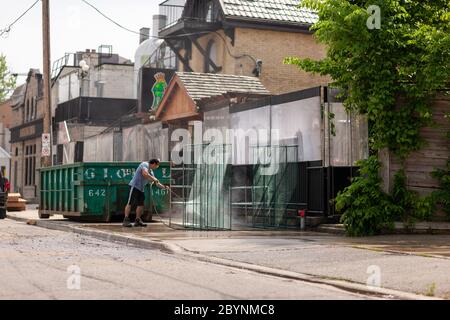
[152,186,182,231]
[166,187,181,199]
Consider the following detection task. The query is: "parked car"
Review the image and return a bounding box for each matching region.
[0,172,9,219]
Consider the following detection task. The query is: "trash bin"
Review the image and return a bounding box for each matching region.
[39,162,171,222]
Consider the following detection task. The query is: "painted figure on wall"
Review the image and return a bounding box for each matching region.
[151,72,167,111]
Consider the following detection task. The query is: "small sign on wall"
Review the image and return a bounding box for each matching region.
[42,133,51,157]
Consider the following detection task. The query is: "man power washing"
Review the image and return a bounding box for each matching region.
[123,159,169,227]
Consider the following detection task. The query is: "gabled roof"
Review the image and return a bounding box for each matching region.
[176,72,270,103]
[219,0,318,26]
[155,72,270,122]
[10,84,26,108]
[0,147,10,159]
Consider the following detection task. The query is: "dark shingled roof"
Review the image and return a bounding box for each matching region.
[176,72,270,103]
[219,0,318,26]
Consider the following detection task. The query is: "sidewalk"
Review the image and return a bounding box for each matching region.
[6,208,450,299]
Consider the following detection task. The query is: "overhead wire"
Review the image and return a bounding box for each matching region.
[0,0,40,37]
[69,0,259,140]
[80,0,258,66]
[80,0,210,41]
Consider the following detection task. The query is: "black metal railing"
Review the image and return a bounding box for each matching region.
[159,0,186,30]
[51,53,78,79]
[159,0,218,31]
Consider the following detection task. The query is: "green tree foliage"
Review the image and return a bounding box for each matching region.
[431,114,450,218]
[336,156,401,236]
[285,0,450,235]
[0,54,16,103]
[432,159,450,218]
[285,0,450,158]
[391,169,435,224]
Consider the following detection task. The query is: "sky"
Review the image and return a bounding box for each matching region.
[0,0,161,85]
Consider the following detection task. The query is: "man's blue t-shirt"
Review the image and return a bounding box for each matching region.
[129,162,155,192]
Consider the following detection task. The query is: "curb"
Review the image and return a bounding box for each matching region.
[316,223,450,236]
[6,214,172,253]
[167,244,441,300]
[7,214,442,300]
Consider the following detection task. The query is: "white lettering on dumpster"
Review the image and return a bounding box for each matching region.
[88,189,106,197]
[84,168,96,180]
[152,189,168,196]
[116,168,133,179]
[84,168,136,181]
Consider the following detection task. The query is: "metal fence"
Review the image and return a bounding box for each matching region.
[170,144,358,230]
[180,144,232,230]
[249,145,304,228]
[159,0,186,30]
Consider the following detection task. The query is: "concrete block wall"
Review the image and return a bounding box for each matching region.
[92,65,135,100]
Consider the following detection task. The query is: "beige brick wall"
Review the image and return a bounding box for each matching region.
[181,28,330,94]
[234,28,330,94]
[0,100,13,129]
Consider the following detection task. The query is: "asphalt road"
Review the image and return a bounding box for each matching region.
[0,219,371,300]
[168,238,450,299]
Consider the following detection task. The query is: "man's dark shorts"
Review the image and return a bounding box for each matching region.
[127,186,145,208]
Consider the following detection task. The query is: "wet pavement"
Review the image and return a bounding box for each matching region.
[2,219,373,300]
[8,208,450,258]
[6,208,450,298]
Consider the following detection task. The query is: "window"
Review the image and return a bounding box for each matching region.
[25,145,36,186]
[30,97,34,120]
[14,161,18,192]
[25,147,29,185]
[204,40,218,73]
[25,99,30,122]
[32,145,36,186]
[32,97,37,120]
[206,1,213,22]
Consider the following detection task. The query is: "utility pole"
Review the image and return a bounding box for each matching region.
[42,0,52,167]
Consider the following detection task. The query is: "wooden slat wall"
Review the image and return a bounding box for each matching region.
[382,94,449,219]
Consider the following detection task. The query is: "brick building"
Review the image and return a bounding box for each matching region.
[0,93,15,178]
[9,70,44,201]
[0,104,10,179]
[0,96,14,131]
[159,0,329,94]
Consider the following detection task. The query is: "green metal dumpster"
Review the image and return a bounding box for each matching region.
[39,162,171,222]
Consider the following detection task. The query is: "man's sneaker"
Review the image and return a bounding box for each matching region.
[122,217,132,228]
[134,218,147,228]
